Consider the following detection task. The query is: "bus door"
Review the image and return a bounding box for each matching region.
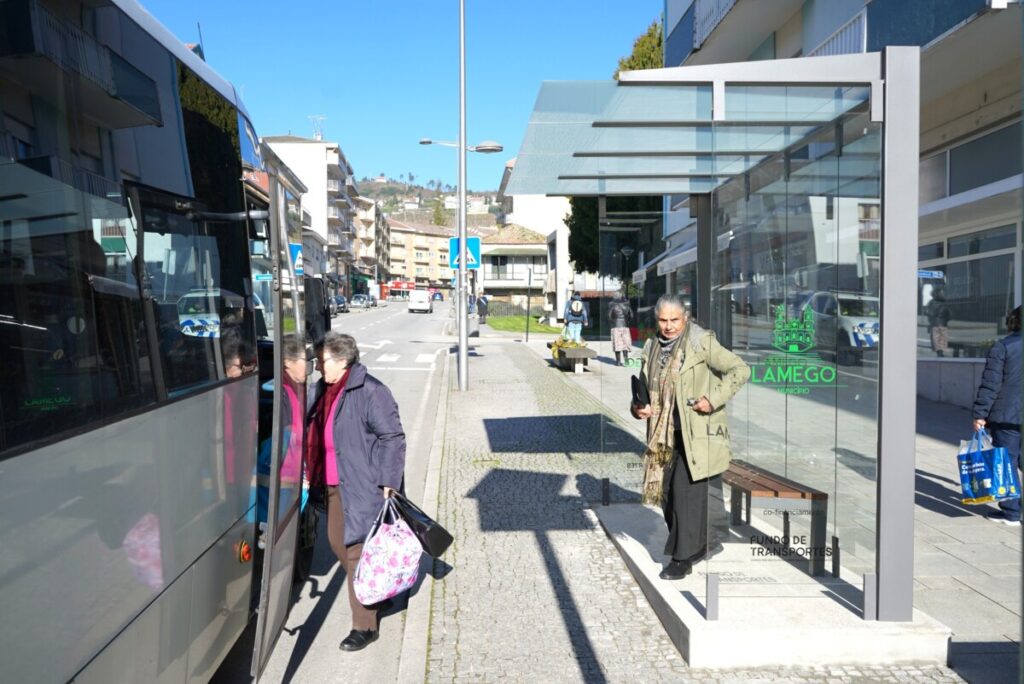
[250,148,307,679]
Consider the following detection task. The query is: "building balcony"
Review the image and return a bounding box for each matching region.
[0,0,161,129]
[329,236,354,257]
[694,0,738,47]
[327,179,342,195]
[18,154,121,201]
[327,205,343,223]
[357,227,374,241]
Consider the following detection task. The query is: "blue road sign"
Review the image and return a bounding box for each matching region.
[449,236,481,270]
[289,243,304,275]
[918,269,944,280]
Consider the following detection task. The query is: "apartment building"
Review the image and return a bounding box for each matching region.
[387,218,454,291]
[354,196,391,293]
[263,135,357,293]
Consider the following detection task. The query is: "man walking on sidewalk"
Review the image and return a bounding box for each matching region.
[973,306,1022,526]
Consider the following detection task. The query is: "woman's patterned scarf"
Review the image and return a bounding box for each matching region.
[642,330,686,505]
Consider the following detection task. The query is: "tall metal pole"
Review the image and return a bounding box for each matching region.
[457,0,468,391]
[525,268,532,343]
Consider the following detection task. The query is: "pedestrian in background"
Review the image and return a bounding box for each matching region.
[476,294,488,324]
[926,287,952,357]
[608,292,633,366]
[563,291,588,343]
[973,306,1022,526]
[308,332,407,651]
[631,295,750,580]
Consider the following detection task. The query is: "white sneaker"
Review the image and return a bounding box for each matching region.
[985,511,1021,526]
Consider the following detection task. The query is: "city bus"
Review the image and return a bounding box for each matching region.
[0,0,313,680]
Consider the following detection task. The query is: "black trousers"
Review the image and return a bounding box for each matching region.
[662,444,714,562]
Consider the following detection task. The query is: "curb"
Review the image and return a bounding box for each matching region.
[396,349,451,684]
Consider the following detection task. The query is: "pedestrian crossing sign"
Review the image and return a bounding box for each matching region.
[449,237,481,270]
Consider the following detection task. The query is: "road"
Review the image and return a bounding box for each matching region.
[212,300,448,683]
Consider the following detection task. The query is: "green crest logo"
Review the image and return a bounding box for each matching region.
[771,305,815,353]
[751,305,838,395]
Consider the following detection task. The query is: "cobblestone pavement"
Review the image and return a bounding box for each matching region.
[425,341,966,683]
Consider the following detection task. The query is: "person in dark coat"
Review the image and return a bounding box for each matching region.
[308,332,406,651]
[608,293,633,366]
[926,287,952,357]
[973,306,1022,525]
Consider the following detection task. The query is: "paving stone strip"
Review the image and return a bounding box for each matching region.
[423,341,965,683]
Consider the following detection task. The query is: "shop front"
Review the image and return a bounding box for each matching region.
[507,48,949,665]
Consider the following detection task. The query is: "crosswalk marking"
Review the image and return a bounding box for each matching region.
[415,354,435,364]
[377,353,400,363]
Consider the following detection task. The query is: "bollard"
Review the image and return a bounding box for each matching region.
[601,477,610,506]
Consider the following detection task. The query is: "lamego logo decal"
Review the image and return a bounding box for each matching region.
[750,306,837,395]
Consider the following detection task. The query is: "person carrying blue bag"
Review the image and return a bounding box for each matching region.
[971,306,1022,526]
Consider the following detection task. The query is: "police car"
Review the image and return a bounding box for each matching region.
[176,288,245,338]
[801,291,880,365]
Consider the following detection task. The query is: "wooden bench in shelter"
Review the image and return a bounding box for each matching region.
[722,459,829,576]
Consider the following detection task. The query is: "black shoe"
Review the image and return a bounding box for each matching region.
[339,629,379,652]
[658,559,691,580]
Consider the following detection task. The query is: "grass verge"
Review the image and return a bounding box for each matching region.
[485,315,562,334]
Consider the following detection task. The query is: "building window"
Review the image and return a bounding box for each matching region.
[918,223,1018,359]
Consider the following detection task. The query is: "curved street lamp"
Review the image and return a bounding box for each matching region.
[420,138,504,154]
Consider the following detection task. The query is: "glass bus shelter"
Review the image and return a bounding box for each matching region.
[508,49,920,625]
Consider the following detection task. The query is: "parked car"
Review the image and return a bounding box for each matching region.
[327,295,338,317]
[800,290,880,365]
[334,295,349,313]
[407,289,433,314]
[351,294,369,308]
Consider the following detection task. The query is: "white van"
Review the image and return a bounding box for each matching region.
[407,289,433,314]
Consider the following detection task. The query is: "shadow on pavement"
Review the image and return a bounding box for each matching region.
[481,414,645,456]
[466,469,609,684]
[949,641,1021,684]
[914,468,977,519]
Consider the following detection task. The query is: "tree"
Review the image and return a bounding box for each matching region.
[614,20,662,79]
[567,195,661,275]
[565,18,663,275]
[408,172,416,186]
[432,196,446,226]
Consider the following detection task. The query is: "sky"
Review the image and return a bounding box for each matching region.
[140,0,663,191]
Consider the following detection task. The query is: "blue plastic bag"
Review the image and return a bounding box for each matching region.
[958,429,1021,505]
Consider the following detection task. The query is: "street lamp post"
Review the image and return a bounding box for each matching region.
[620,245,636,328]
[418,38,502,392]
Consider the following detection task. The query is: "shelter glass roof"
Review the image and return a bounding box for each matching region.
[507,77,872,196]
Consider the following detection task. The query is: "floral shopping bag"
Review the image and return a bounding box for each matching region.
[353,498,422,605]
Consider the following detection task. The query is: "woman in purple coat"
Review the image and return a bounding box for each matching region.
[308,332,406,651]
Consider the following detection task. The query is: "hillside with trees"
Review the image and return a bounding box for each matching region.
[356,175,499,228]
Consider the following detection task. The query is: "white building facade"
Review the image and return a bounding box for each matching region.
[263,136,357,294]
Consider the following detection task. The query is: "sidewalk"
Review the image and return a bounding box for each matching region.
[508,331,1020,682]
[420,331,973,682]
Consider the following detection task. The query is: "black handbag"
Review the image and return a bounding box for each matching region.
[391,491,453,558]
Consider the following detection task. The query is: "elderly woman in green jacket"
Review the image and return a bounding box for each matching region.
[631,294,750,580]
